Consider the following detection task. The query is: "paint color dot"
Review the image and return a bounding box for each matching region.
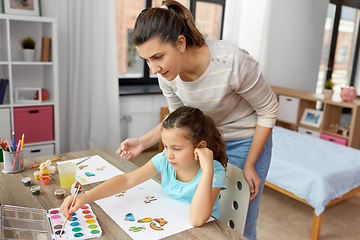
[70,222,80,227]
[80,206,89,209]
[69,217,78,221]
[52,219,62,225]
[50,210,59,214]
[55,230,65,235]
[91,230,100,234]
[82,210,91,214]
[54,225,63,229]
[86,219,95,224]
[72,227,82,232]
[88,224,98,229]
[74,233,84,237]
[51,215,61,219]
[84,215,93,219]
[71,212,77,216]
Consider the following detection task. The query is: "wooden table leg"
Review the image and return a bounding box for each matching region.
[310,211,323,240]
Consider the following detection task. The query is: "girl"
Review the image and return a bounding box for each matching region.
[118,1,279,239]
[60,106,227,227]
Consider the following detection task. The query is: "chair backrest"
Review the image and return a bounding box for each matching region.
[219,163,250,235]
[158,107,170,152]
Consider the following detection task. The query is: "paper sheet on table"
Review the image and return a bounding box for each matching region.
[95,177,214,240]
[57,155,122,185]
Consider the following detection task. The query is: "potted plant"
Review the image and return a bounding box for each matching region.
[324,78,334,99]
[19,36,37,61]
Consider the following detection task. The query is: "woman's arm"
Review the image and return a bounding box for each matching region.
[243,124,272,201]
[60,160,158,219]
[189,148,221,226]
[117,122,162,159]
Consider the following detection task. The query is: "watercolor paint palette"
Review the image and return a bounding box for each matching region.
[0,204,102,240]
[48,204,102,239]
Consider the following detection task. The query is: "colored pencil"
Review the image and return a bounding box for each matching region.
[6,140,12,152]
[30,158,60,169]
[11,140,22,171]
[18,134,24,169]
[76,156,91,165]
[59,182,80,238]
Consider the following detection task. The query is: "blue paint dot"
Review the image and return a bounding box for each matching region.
[69,217,78,221]
[70,222,80,227]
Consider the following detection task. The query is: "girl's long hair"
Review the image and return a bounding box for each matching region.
[132,0,205,48]
[162,106,227,169]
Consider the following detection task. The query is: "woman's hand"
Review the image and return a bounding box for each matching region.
[60,194,87,220]
[116,138,145,160]
[194,147,214,172]
[243,163,261,201]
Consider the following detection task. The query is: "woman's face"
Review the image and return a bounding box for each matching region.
[136,37,185,81]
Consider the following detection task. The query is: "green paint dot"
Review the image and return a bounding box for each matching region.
[91,229,101,234]
[74,232,84,237]
[72,227,82,232]
[88,224,98,229]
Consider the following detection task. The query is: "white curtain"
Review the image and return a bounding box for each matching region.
[56,0,120,153]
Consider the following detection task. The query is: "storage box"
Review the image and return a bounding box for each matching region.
[14,106,54,144]
[22,143,54,158]
[15,87,42,103]
[298,127,321,138]
[277,95,300,123]
[320,133,348,146]
[0,108,12,140]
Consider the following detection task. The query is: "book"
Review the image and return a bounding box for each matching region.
[41,37,51,62]
[0,79,9,104]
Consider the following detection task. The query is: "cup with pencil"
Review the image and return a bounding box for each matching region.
[1,134,25,173]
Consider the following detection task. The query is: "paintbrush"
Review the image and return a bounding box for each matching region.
[59,182,80,238]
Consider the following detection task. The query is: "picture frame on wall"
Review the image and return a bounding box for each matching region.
[2,0,40,16]
[300,108,324,128]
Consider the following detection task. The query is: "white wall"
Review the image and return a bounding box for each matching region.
[224,0,329,92]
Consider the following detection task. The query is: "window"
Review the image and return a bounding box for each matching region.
[317,0,360,98]
[116,0,226,86]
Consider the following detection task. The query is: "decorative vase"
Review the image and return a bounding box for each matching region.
[22,49,36,61]
[324,89,334,99]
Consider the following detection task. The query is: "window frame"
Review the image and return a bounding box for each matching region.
[119,0,226,86]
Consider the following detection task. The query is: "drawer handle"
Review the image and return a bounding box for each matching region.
[286,99,292,102]
[29,110,39,113]
[330,139,335,142]
[31,149,41,153]
[306,131,311,134]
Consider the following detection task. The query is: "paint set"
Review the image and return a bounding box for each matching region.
[0,204,102,240]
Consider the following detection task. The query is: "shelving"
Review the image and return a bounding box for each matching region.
[0,14,59,157]
[272,86,360,150]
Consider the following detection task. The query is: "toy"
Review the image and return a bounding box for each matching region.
[340,86,357,103]
[38,159,52,185]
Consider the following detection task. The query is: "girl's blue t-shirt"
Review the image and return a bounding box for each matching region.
[151,151,226,218]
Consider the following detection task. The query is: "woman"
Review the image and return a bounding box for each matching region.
[118,1,279,239]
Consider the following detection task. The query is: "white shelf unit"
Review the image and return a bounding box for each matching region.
[0,14,59,157]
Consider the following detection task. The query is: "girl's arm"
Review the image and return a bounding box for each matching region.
[189,148,221,226]
[60,159,158,220]
[243,124,272,201]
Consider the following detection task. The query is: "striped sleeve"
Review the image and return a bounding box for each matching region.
[158,76,184,112]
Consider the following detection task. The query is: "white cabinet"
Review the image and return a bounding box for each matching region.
[277,95,299,123]
[0,108,11,140]
[119,95,168,142]
[0,14,59,156]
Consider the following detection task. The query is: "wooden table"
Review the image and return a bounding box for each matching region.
[0,148,247,240]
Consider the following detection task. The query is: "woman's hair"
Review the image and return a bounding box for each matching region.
[132,0,205,48]
[162,106,227,169]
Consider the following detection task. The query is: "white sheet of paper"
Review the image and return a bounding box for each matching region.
[95,176,214,240]
[57,155,122,185]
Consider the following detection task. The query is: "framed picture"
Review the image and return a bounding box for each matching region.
[300,108,324,128]
[2,0,40,16]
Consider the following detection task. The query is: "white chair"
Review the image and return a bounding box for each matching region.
[219,163,250,235]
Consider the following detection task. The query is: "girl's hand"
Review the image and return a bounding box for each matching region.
[116,138,145,159]
[194,147,214,172]
[243,163,261,201]
[60,194,86,220]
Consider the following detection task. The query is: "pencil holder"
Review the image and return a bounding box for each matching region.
[2,150,24,173]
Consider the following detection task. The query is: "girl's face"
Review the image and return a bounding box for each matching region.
[136,37,185,81]
[161,127,199,171]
